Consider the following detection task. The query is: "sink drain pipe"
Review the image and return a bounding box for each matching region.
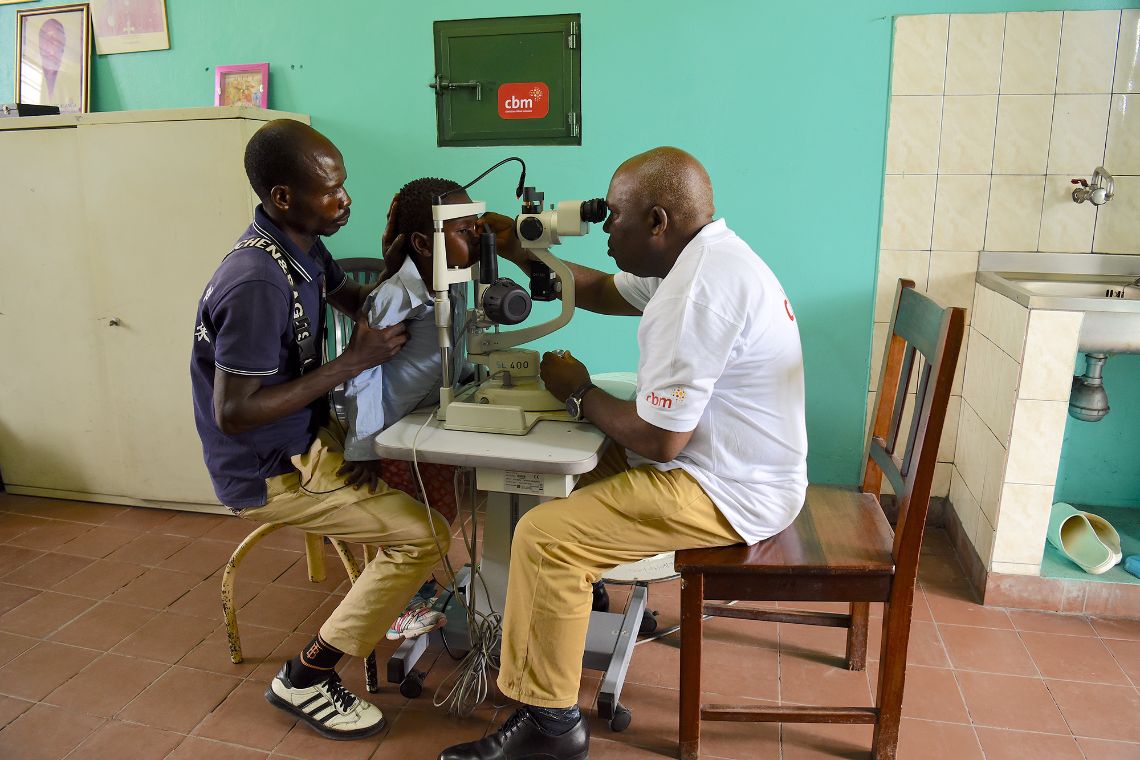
[1069,353,1109,422]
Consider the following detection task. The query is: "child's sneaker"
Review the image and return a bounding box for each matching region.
[265,665,386,740]
[386,595,446,640]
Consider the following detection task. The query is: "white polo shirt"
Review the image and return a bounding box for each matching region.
[613,219,808,544]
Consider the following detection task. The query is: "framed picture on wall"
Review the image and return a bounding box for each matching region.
[215,63,269,109]
[15,3,92,114]
[89,0,169,55]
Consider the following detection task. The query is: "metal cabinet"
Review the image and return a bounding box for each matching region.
[0,107,308,512]
[431,14,582,147]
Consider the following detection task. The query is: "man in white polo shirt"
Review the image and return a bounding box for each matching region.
[439,146,808,760]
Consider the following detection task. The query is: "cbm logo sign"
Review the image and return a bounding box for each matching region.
[498,82,550,120]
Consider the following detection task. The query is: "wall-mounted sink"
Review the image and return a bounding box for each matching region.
[1014,280,1140,301]
[977,253,1140,354]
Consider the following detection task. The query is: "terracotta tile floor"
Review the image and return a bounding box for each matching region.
[0,492,1137,759]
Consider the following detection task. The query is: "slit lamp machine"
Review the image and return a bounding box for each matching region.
[430,158,607,435]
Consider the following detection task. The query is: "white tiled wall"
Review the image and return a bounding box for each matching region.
[876,10,1140,571]
[951,297,1084,576]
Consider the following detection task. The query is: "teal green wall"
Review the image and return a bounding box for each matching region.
[1056,354,1140,508]
[1,0,1133,484]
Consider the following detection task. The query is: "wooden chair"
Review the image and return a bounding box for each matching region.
[221,257,385,690]
[675,279,965,760]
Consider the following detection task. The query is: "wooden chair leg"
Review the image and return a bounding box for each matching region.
[846,602,870,671]
[304,532,327,582]
[870,604,913,760]
[679,572,704,760]
[222,522,286,664]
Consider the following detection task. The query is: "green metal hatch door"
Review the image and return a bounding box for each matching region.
[432,14,581,147]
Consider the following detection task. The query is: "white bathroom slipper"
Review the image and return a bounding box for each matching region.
[1047,502,1122,575]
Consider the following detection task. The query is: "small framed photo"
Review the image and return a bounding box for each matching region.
[215,63,269,109]
[15,3,92,114]
[90,0,169,55]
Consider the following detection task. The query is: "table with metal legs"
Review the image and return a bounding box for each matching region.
[373,411,646,730]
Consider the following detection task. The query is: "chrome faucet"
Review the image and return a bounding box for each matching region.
[1071,166,1115,205]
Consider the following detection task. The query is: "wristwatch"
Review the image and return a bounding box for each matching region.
[565,381,598,421]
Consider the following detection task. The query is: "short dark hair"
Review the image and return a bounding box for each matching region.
[243,121,313,201]
[379,177,462,280]
[394,177,463,237]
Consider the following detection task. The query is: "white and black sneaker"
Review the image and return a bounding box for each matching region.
[265,664,387,740]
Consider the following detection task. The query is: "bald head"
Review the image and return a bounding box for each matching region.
[244,119,341,201]
[603,147,717,278]
[615,147,714,232]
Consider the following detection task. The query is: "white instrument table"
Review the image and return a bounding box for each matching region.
[374,411,606,496]
[374,409,644,729]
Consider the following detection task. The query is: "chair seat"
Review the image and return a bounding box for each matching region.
[675,486,895,600]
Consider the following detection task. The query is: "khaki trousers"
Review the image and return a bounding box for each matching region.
[239,421,451,658]
[497,444,742,707]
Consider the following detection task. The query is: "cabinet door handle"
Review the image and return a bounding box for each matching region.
[427,75,482,101]
[108,318,121,327]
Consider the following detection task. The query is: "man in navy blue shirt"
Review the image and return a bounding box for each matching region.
[190,120,451,740]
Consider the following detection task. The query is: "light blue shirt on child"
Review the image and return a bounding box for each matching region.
[342,256,468,461]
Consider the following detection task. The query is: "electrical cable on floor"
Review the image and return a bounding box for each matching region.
[409,409,505,717]
[438,587,461,660]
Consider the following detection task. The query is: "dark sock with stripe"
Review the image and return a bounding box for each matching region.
[527,705,581,735]
[288,634,344,688]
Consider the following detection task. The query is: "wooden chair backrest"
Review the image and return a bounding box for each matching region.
[861,279,965,593]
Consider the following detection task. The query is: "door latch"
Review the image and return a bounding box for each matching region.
[427,75,482,101]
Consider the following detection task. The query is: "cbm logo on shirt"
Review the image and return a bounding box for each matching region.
[647,388,684,410]
[498,82,550,120]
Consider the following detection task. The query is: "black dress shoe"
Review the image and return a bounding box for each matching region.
[438,707,590,760]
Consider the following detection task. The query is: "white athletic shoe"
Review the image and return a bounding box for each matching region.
[386,595,446,640]
[265,665,386,740]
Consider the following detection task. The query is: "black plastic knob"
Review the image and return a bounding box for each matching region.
[482,278,532,325]
[519,216,545,242]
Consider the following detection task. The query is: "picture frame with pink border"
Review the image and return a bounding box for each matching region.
[214,63,269,109]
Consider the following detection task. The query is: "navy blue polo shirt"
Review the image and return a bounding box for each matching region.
[190,206,348,509]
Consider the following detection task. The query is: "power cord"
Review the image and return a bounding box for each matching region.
[408,410,506,717]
